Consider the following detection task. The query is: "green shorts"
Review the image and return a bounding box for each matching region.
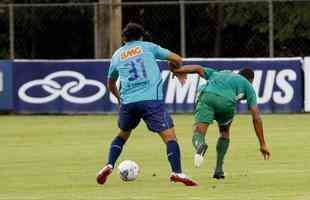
[195,92,235,126]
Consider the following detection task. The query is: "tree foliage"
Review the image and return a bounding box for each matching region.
[1,0,310,58]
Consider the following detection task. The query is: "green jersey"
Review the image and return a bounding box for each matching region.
[200,68,257,108]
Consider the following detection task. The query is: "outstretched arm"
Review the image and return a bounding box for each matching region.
[167,53,183,68]
[165,53,187,85]
[249,106,271,160]
[170,64,205,76]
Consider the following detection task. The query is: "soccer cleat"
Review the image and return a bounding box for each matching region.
[213,172,225,179]
[194,154,204,168]
[170,173,199,186]
[96,164,113,185]
[194,143,208,168]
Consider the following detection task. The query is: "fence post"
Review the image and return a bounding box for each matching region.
[95,0,111,58]
[9,4,15,59]
[180,0,186,57]
[110,0,122,56]
[95,0,121,58]
[268,0,274,57]
[94,3,98,58]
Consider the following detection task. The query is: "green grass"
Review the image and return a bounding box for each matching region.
[1,114,310,200]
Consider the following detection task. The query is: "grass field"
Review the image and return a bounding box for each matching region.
[1,114,310,200]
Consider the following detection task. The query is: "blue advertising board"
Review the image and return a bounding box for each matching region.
[165,58,304,113]
[0,60,13,110]
[13,58,303,113]
[14,60,110,113]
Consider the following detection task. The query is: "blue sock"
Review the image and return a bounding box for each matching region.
[107,136,125,168]
[166,140,182,173]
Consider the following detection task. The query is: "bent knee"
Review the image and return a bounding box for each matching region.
[219,131,230,139]
[193,123,208,134]
[160,128,177,143]
[118,130,131,141]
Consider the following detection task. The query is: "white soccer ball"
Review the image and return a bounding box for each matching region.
[118,160,140,181]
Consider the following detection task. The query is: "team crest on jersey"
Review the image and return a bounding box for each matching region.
[120,46,143,60]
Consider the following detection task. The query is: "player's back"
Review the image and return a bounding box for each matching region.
[203,70,255,105]
[109,41,170,104]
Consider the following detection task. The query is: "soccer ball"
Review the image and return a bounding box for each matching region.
[118,160,140,181]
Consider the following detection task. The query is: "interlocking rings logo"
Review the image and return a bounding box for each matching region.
[18,71,106,104]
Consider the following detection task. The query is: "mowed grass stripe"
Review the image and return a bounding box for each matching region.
[0,114,309,200]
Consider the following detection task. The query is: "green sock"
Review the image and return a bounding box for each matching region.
[192,132,206,151]
[215,137,230,174]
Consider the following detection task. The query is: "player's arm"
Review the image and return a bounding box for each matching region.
[107,57,120,105]
[249,106,271,160]
[107,79,120,104]
[153,43,182,69]
[245,82,270,160]
[167,53,182,69]
[152,43,186,84]
[166,53,188,85]
[169,64,205,76]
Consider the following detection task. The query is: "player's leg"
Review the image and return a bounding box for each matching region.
[213,119,233,179]
[97,104,141,185]
[159,128,181,174]
[141,101,182,175]
[142,101,198,186]
[193,92,214,167]
[159,128,198,186]
[211,95,235,179]
[192,123,209,167]
[96,129,132,185]
[106,130,131,168]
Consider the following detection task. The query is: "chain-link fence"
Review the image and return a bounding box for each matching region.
[1,1,310,59]
[13,4,95,59]
[0,5,10,58]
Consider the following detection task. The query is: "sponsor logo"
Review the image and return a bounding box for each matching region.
[120,46,143,60]
[0,70,3,93]
[161,69,297,105]
[18,71,106,104]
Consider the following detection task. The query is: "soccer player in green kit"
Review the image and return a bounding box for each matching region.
[171,65,271,179]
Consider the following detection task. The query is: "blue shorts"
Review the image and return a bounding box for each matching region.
[118,100,174,133]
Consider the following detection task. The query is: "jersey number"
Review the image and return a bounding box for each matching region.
[126,58,147,81]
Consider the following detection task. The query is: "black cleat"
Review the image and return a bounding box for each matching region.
[197,143,208,156]
[213,173,225,179]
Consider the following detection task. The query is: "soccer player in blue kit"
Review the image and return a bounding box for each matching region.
[96,23,198,186]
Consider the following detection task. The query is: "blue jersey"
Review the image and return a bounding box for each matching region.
[108,41,171,104]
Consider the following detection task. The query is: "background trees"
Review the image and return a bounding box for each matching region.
[1,0,310,58]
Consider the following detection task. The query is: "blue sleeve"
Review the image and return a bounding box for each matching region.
[108,58,119,80]
[151,43,172,60]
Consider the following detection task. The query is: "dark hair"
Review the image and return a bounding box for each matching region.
[122,23,145,41]
[239,68,254,82]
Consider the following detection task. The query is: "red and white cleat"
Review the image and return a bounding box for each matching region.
[96,164,113,185]
[170,173,199,186]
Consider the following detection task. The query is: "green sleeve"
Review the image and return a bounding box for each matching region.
[245,82,257,108]
[201,67,216,79]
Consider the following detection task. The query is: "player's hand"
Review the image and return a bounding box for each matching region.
[260,144,271,160]
[173,72,187,85]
